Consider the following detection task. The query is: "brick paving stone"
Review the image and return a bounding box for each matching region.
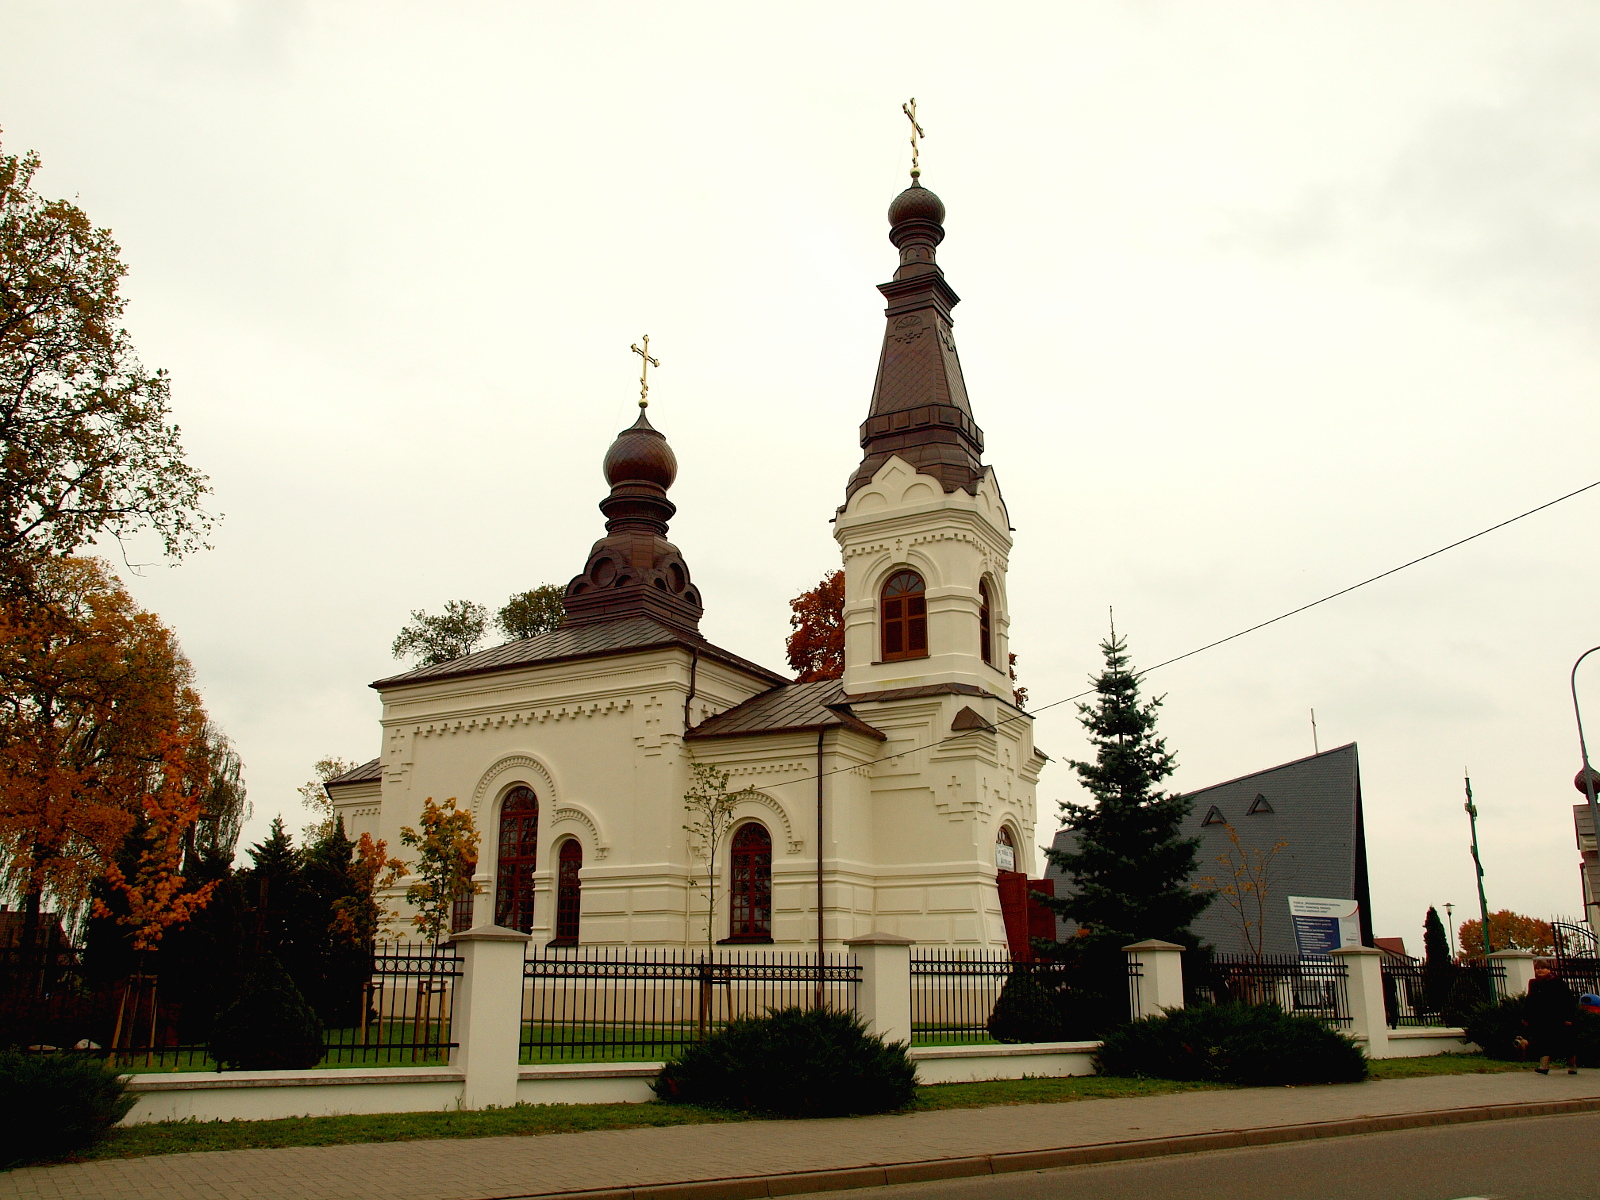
[3,1072,1597,1200]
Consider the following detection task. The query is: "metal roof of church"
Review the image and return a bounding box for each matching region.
[370,616,785,691]
[324,757,382,788]
[686,677,887,742]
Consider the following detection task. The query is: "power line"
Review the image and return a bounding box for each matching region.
[780,476,1600,787]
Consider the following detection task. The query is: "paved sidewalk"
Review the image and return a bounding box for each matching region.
[6,1072,1600,1200]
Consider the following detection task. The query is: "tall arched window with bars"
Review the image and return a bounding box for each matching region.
[727,822,772,942]
[494,785,539,933]
[552,838,583,945]
[881,570,928,662]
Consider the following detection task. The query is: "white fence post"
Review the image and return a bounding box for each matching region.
[845,933,914,1046]
[1122,939,1186,1019]
[1330,946,1390,1059]
[448,925,531,1110]
[1488,949,1535,998]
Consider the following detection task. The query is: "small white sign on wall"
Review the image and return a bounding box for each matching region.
[995,843,1016,872]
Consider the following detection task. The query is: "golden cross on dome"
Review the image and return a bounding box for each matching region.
[902,98,925,180]
[630,335,659,409]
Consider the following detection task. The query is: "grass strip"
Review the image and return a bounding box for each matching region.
[31,1052,1535,1168]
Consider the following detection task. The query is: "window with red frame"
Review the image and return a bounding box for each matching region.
[494,785,539,933]
[881,570,927,662]
[979,579,993,665]
[727,822,772,941]
[450,861,478,933]
[552,839,583,945]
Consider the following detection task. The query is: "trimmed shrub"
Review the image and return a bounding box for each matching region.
[1095,1002,1368,1086]
[208,952,324,1071]
[653,1007,916,1117]
[987,969,1070,1043]
[1464,996,1600,1066]
[0,1052,134,1166]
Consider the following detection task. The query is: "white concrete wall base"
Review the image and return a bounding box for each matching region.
[909,1042,1100,1084]
[516,1062,662,1105]
[1379,1028,1478,1058]
[121,1067,465,1125]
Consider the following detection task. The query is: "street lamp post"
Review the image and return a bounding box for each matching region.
[1570,646,1600,933]
[1443,902,1457,959]
[1464,773,1493,956]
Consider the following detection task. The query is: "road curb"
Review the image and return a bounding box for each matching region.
[487,1096,1600,1200]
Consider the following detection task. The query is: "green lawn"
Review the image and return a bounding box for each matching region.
[21,1051,1537,1169]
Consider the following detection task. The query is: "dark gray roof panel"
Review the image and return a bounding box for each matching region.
[1044,743,1365,958]
[371,617,785,690]
[325,757,382,788]
[686,678,887,742]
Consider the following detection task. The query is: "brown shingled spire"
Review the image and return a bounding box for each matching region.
[844,181,985,502]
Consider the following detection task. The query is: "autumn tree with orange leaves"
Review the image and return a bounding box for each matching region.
[786,570,845,682]
[1457,910,1554,959]
[0,557,217,946]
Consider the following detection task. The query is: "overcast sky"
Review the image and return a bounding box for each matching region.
[4,2,1599,949]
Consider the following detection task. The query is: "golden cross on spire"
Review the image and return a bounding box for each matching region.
[630,335,659,409]
[902,98,925,181]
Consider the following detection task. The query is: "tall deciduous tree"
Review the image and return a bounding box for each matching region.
[1042,629,1210,949]
[0,556,202,938]
[681,763,761,954]
[399,797,479,945]
[391,601,488,667]
[297,756,357,842]
[1458,910,1553,959]
[786,570,845,682]
[498,585,565,640]
[0,135,211,567]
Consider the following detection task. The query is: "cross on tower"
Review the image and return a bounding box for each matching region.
[630,335,659,409]
[902,98,925,181]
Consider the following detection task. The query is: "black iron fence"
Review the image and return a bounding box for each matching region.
[1554,960,1600,1000]
[1381,959,1505,1028]
[909,948,1138,1045]
[521,947,859,1064]
[0,941,460,1071]
[1191,954,1351,1028]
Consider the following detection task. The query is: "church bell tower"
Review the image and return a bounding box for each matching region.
[835,178,1014,701]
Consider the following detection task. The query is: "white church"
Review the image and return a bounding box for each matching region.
[325,174,1048,952]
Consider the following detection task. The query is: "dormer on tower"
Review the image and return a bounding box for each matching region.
[835,180,1014,699]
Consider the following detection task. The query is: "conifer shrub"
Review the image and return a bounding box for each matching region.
[208,953,325,1070]
[0,1052,134,1166]
[653,1007,916,1117]
[1095,1002,1367,1086]
[1464,996,1600,1066]
[986,968,1069,1043]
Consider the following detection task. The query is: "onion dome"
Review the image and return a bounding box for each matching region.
[888,181,946,228]
[603,410,677,489]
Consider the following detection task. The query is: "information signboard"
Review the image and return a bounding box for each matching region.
[1288,896,1362,956]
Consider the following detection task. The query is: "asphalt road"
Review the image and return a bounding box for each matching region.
[805,1111,1600,1200]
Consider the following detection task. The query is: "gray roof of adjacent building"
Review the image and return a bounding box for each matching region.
[1045,742,1372,957]
[370,616,786,691]
[324,758,382,789]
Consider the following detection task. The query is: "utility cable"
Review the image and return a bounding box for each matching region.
[776,476,1600,787]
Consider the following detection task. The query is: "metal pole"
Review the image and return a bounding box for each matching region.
[1570,647,1600,935]
[1464,773,1493,956]
[1443,903,1456,960]
[815,730,825,1010]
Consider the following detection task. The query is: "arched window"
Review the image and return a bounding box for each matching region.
[979,580,993,666]
[995,825,1018,874]
[727,822,772,942]
[450,860,478,933]
[552,839,583,945]
[881,570,927,662]
[495,785,539,933]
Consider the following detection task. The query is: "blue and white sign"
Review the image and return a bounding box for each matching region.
[1288,896,1362,956]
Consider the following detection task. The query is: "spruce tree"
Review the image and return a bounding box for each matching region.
[1042,629,1210,949]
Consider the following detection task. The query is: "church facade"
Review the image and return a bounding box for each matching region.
[327,176,1048,951]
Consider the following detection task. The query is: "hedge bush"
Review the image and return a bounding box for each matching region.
[1095,1002,1368,1086]
[653,1007,917,1117]
[1464,996,1600,1066]
[0,1052,134,1166]
[208,952,324,1071]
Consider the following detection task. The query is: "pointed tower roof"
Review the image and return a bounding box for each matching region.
[845,180,986,501]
